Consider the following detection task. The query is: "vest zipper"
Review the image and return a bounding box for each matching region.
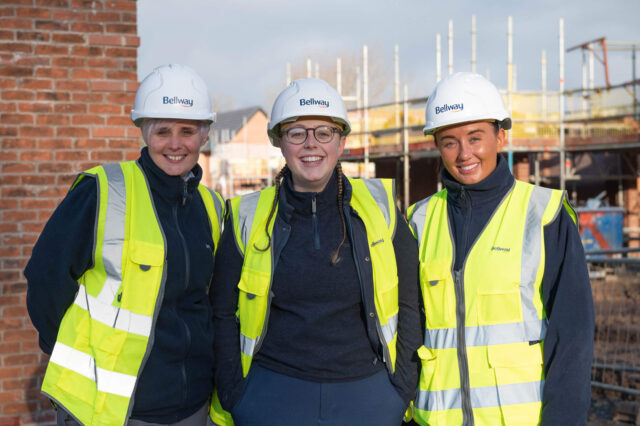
[312,195,320,250]
[181,316,191,407]
[173,204,190,290]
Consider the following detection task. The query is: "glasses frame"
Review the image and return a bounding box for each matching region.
[280,125,342,145]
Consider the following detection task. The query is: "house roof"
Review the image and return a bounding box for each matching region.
[213,106,266,133]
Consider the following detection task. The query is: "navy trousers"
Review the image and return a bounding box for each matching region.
[231,365,407,426]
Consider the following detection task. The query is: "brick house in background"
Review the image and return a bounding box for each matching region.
[199,106,283,198]
[0,1,140,423]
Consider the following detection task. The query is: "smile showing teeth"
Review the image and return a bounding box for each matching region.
[166,155,185,161]
[459,163,478,171]
[301,156,322,163]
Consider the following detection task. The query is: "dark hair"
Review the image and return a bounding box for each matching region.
[255,163,347,265]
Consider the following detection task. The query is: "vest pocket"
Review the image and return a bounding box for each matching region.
[487,343,544,425]
[420,260,454,329]
[477,287,523,325]
[123,241,165,315]
[237,268,270,299]
[417,346,439,411]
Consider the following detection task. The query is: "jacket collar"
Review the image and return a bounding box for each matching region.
[441,154,514,208]
[138,147,203,205]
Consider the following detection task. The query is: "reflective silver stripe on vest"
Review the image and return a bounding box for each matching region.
[74,285,152,337]
[240,333,258,357]
[416,380,543,411]
[237,191,261,253]
[424,318,546,349]
[96,163,126,304]
[204,186,224,229]
[363,179,391,228]
[409,196,432,244]
[50,342,137,397]
[520,186,552,338]
[380,313,398,344]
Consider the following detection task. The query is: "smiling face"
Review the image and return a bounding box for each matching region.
[435,120,504,185]
[278,117,346,193]
[145,119,208,178]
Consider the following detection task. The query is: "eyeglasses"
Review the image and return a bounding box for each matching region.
[281,126,342,145]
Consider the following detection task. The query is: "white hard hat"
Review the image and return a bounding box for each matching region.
[267,78,351,146]
[423,72,511,135]
[131,64,216,127]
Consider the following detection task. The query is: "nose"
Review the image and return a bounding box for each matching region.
[168,131,181,149]
[303,129,320,146]
[458,140,472,161]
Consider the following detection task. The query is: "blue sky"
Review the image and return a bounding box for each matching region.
[138,0,640,112]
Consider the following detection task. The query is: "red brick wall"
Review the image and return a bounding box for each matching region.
[0,1,139,423]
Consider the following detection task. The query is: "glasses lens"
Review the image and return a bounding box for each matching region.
[315,126,335,143]
[286,128,307,144]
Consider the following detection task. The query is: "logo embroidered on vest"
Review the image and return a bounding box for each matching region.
[491,246,511,252]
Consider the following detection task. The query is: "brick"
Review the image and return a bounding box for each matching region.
[16,7,51,19]
[35,20,69,31]
[0,342,20,354]
[57,173,77,185]
[17,102,52,113]
[16,31,50,42]
[0,175,20,185]
[123,36,140,47]
[90,80,122,91]
[0,66,33,77]
[87,57,118,68]
[0,391,22,404]
[0,367,22,380]
[76,139,106,149]
[19,79,52,90]
[0,30,14,40]
[0,222,18,233]
[125,151,140,162]
[0,18,32,30]
[53,103,86,114]
[21,174,57,184]
[56,127,89,138]
[51,9,87,22]
[0,199,19,210]
[0,126,18,136]
[33,186,65,198]
[70,22,102,32]
[70,0,102,8]
[88,34,121,45]
[0,42,31,53]
[72,92,103,103]
[0,152,18,162]
[71,115,103,125]
[14,55,50,66]
[55,79,88,91]
[36,114,70,125]
[39,0,71,6]
[2,162,34,174]
[106,92,134,104]
[19,151,52,162]
[55,150,87,161]
[0,318,24,331]
[0,113,33,124]
[3,306,27,318]
[89,104,120,114]
[92,127,125,137]
[91,150,122,162]
[0,78,16,88]
[37,139,72,149]
[35,67,68,79]
[52,56,85,67]
[121,11,136,23]
[0,8,16,17]
[105,69,136,80]
[88,11,120,22]
[37,162,71,173]
[0,294,20,307]
[34,44,69,55]
[72,68,103,79]
[20,199,56,210]
[105,1,136,11]
[2,378,33,391]
[4,401,39,415]
[106,116,130,126]
[105,24,136,35]
[70,45,102,57]
[2,90,34,100]
[105,46,136,58]
[36,91,71,101]
[0,103,17,113]
[19,127,53,138]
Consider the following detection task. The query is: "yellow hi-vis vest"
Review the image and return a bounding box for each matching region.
[209,178,399,426]
[41,161,224,426]
[407,180,576,426]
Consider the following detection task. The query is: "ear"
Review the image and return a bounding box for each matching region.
[496,128,506,152]
[337,135,346,156]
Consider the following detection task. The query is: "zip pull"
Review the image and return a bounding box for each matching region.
[312,195,320,250]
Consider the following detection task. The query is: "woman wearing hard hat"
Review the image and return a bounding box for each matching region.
[407,72,594,425]
[209,78,421,426]
[25,64,223,426]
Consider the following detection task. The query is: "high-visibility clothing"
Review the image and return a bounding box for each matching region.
[41,161,223,426]
[408,180,574,426]
[209,178,399,426]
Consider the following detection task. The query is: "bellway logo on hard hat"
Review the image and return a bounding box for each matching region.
[163,96,194,108]
[435,103,464,114]
[299,98,329,108]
